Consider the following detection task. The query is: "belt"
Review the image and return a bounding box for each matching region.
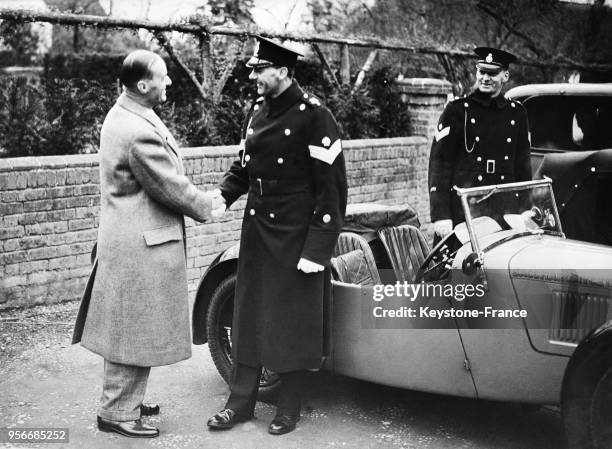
[249,177,310,196]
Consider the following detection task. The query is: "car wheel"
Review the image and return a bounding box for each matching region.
[205,272,280,402]
[591,368,612,449]
[562,342,612,449]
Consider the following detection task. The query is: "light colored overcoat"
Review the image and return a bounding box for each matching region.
[73,93,210,367]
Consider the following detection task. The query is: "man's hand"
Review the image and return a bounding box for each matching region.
[297,257,324,273]
[207,188,226,219]
[433,219,453,238]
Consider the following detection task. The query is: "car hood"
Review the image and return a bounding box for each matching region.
[508,237,612,287]
[507,236,612,354]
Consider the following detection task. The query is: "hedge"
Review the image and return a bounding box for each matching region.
[0,53,411,157]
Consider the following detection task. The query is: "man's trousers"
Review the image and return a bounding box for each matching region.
[225,362,306,419]
[98,359,150,421]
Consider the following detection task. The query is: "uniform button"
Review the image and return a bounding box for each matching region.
[247,128,254,135]
[245,154,251,162]
[299,103,306,111]
[464,102,469,108]
[475,136,480,142]
[322,214,331,223]
[254,104,259,111]
[470,118,476,124]
[506,137,512,143]
[476,156,482,162]
[591,167,596,172]
[504,155,509,160]
[303,93,309,98]
[500,175,505,180]
[249,209,255,216]
[277,158,284,164]
[510,119,515,125]
[574,184,579,188]
[511,102,516,108]
[269,213,275,219]
[284,128,291,136]
[478,175,483,181]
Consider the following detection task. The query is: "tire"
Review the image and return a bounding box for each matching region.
[562,338,612,449]
[205,272,280,402]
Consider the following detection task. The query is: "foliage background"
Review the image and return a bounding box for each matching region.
[0,50,411,157]
[1,0,612,157]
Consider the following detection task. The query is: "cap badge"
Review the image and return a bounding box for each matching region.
[485,53,493,63]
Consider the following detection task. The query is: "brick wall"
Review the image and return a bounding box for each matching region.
[0,137,429,310]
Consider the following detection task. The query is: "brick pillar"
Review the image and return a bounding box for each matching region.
[394,78,453,236]
[395,78,453,143]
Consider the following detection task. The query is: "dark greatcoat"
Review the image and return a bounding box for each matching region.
[219,81,348,373]
[428,90,532,225]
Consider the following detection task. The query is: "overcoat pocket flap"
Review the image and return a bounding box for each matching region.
[143,225,182,246]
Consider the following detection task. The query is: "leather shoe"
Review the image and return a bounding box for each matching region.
[207,409,250,430]
[97,416,159,438]
[268,413,299,435]
[140,403,160,416]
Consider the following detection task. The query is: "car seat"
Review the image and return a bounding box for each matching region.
[377,224,431,282]
[331,232,381,285]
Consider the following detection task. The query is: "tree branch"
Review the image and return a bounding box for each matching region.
[153,31,208,102]
[312,43,341,89]
[476,2,547,58]
[352,49,377,93]
[2,8,612,73]
[213,37,247,103]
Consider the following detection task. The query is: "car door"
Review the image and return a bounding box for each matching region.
[328,281,477,398]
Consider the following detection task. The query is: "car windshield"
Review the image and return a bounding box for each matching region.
[455,180,563,248]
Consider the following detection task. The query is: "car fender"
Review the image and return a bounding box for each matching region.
[562,319,612,390]
[561,319,612,447]
[191,243,239,345]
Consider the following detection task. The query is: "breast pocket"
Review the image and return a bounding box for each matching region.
[142,225,183,246]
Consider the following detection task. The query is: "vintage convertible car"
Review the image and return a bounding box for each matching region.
[506,83,612,246]
[193,179,612,449]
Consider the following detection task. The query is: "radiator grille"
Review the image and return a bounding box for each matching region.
[549,291,611,344]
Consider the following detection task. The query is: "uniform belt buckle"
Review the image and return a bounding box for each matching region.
[486,160,495,174]
[257,178,263,195]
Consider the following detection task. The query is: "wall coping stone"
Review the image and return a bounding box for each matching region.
[0,154,98,172]
[395,78,453,95]
[1,137,425,171]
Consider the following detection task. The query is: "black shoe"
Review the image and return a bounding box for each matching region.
[207,409,250,430]
[97,416,159,438]
[140,403,160,416]
[268,413,299,435]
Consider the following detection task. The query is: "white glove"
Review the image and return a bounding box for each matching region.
[297,257,324,273]
[207,188,226,219]
[433,219,453,237]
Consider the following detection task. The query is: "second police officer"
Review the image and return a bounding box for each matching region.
[428,46,532,240]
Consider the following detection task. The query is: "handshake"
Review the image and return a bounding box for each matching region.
[206,188,226,219]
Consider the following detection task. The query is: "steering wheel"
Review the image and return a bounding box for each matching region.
[414,231,460,283]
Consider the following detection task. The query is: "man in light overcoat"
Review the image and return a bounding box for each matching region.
[72,50,221,438]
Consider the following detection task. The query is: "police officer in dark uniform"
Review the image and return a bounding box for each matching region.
[207,36,347,435]
[428,47,531,239]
